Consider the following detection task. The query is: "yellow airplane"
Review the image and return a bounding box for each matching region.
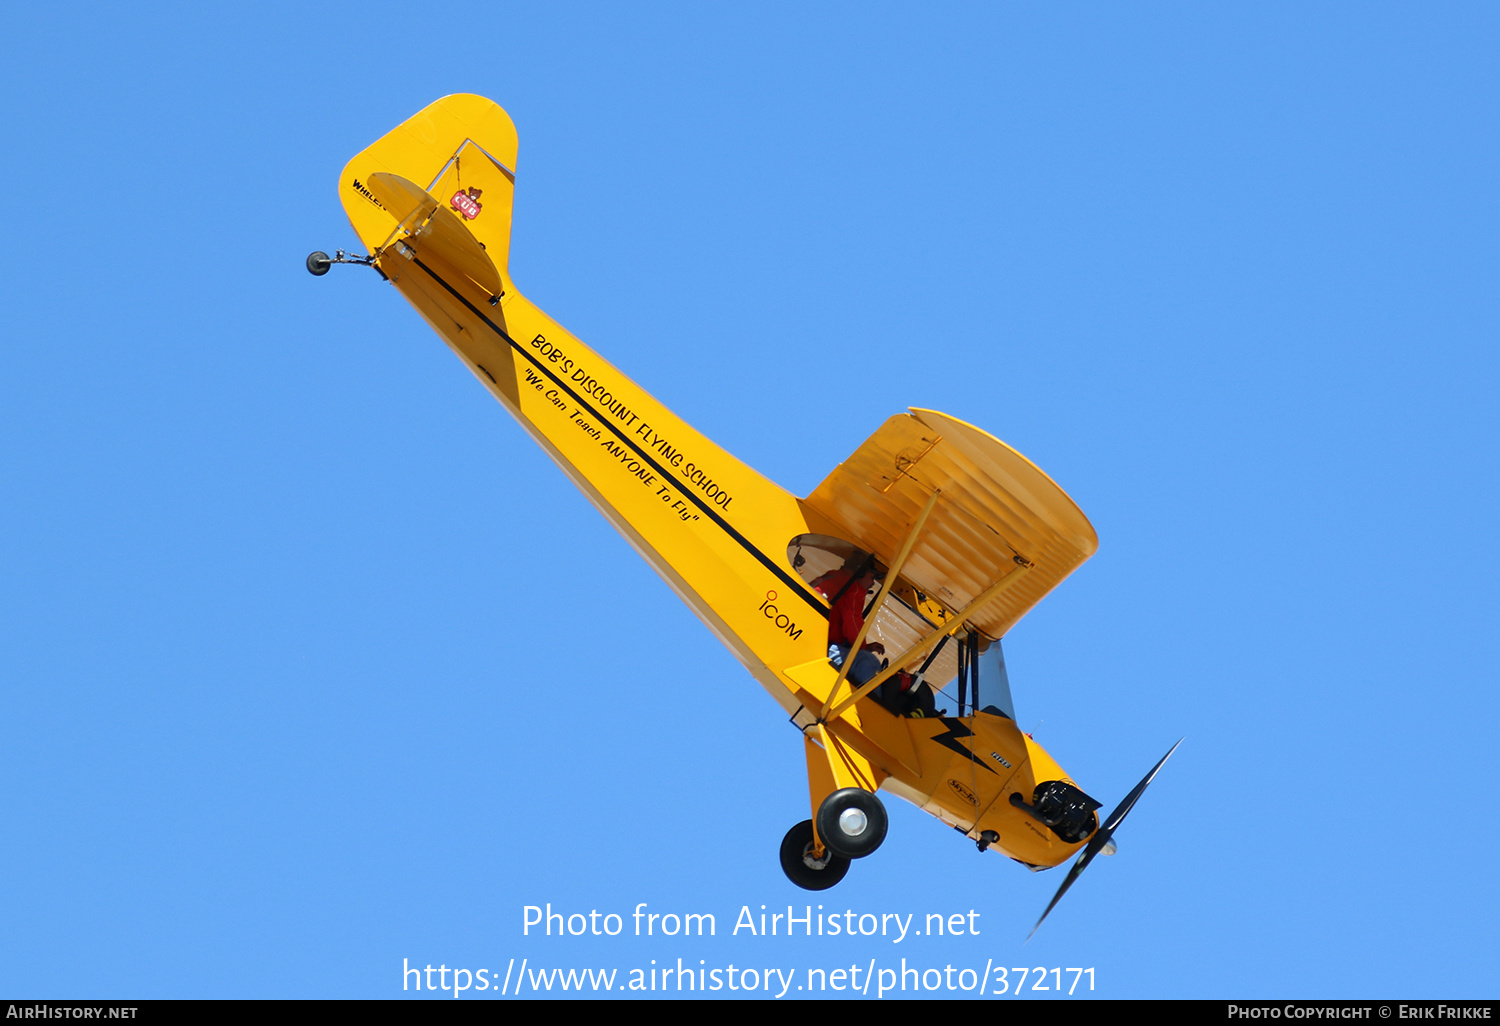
[310,94,1178,935]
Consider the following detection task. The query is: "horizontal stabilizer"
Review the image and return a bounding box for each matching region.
[366,172,503,300]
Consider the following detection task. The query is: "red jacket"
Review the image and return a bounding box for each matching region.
[812,569,870,649]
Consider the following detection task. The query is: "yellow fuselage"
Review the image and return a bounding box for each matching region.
[338,95,1090,870]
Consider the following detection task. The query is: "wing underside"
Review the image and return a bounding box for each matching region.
[802,409,1097,646]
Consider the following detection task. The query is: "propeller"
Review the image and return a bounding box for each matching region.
[1027,738,1183,941]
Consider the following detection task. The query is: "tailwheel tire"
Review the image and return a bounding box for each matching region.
[779,820,850,891]
[306,251,332,276]
[816,788,888,859]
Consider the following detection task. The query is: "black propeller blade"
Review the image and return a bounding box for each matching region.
[1027,738,1183,941]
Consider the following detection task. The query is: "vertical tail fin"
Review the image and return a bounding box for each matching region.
[339,94,518,277]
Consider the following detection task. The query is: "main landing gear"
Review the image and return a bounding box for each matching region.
[779,788,888,890]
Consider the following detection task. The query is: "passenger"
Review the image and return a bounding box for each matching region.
[878,670,944,718]
[811,555,886,686]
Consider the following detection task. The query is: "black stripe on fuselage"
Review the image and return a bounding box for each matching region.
[407,256,829,619]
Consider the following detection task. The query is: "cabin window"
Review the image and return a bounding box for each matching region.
[785,534,1012,718]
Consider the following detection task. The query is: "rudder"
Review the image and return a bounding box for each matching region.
[339,94,518,279]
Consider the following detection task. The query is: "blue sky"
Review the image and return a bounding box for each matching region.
[2,2,1496,1000]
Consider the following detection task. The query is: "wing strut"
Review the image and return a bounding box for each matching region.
[818,489,941,719]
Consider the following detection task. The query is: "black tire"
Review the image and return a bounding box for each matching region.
[816,788,888,859]
[306,251,332,276]
[779,820,850,891]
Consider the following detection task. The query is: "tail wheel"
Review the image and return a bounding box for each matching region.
[306,251,332,276]
[816,788,888,859]
[779,820,850,891]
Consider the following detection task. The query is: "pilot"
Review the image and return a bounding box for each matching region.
[811,554,886,686]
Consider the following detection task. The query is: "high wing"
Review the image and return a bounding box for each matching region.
[801,409,1097,645]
